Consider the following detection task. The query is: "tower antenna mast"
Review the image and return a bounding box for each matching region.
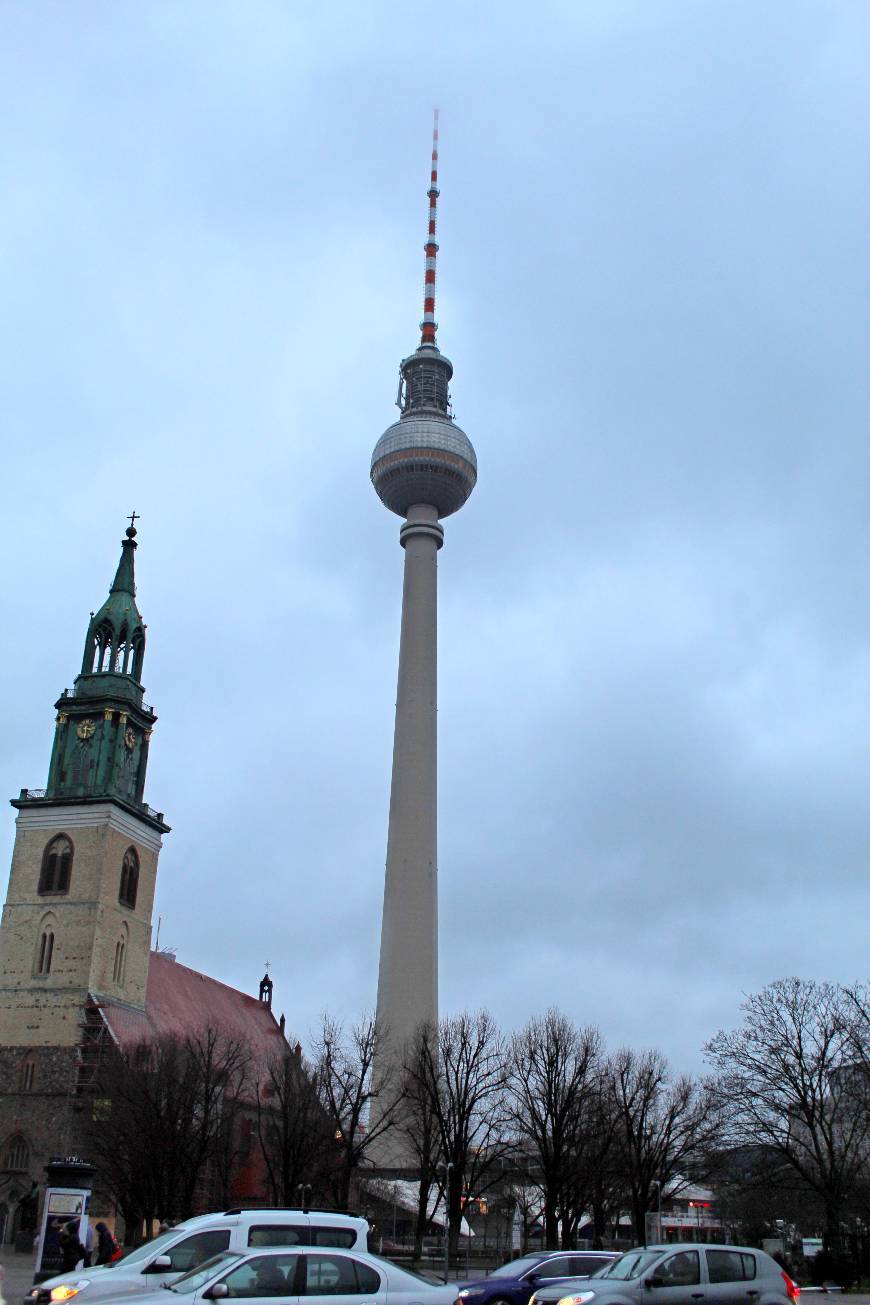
[420,108,440,348]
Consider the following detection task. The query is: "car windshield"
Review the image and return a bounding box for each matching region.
[168,1252,242,1293]
[106,1230,185,1269]
[598,1252,662,1281]
[491,1256,546,1280]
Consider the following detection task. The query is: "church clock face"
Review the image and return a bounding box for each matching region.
[124,727,135,749]
[76,718,96,741]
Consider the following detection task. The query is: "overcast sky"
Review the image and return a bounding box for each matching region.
[1,1,867,1074]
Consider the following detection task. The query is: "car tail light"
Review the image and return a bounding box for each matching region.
[781,1272,799,1301]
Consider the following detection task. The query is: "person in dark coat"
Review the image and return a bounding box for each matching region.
[59,1223,85,1272]
[94,1223,115,1266]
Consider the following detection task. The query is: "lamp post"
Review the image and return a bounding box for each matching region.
[443,1161,454,1284]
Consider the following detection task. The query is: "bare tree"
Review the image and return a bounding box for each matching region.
[607,1047,719,1243]
[406,1011,510,1262]
[86,1027,251,1231]
[706,978,870,1249]
[176,1028,251,1217]
[509,1011,601,1248]
[565,1074,625,1249]
[316,1014,400,1210]
[841,984,870,1073]
[402,1024,444,1259]
[256,1041,333,1205]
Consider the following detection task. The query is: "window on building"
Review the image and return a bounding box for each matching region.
[38,835,73,895]
[36,929,55,975]
[113,937,127,986]
[119,847,139,909]
[18,1055,37,1092]
[2,1135,30,1171]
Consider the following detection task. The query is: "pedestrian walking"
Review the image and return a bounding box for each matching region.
[82,1221,94,1268]
[59,1223,85,1273]
[95,1223,115,1266]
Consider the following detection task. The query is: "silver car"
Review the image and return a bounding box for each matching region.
[116,1246,456,1305]
[28,1209,370,1305]
[528,1245,801,1305]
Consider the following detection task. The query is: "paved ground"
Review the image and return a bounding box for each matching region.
[0,1255,39,1303]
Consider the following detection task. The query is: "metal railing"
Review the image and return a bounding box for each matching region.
[18,788,163,823]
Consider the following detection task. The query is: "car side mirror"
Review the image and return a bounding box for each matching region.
[203,1285,229,1300]
[645,1277,665,1290]
[146,1256,174,1274]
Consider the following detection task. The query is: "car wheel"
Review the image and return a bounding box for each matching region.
[489,1297,513,1305]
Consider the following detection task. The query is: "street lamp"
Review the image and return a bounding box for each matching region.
[443,1161,454,1284]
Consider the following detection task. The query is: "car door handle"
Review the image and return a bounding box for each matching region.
[691,1294,705,1299]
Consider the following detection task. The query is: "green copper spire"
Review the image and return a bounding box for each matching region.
[80,522,146,686]
[37,519,163,824]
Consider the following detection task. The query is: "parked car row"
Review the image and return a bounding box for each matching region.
[27,1208,801,1305]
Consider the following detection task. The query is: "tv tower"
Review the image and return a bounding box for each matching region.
[371,111,477,1107]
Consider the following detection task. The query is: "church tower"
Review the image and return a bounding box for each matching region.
[0,522,168,1190]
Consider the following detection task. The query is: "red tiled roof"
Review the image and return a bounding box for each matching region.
[98,952,285,1061]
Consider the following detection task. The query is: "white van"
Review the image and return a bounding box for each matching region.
[29,1208,369,1305]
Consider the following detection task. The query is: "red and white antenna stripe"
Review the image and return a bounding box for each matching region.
[420,108,439,347]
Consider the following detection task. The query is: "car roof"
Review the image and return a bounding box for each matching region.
[165,1209,366,1229]
[638,1244,767,1254]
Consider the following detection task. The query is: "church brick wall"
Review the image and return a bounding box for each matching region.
[0,815,159,1045]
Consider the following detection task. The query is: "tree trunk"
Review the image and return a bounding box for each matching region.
[414,1176,432,1261]
[448,1179,463,1263]
[544,1192,560,1250]
[632,1195,646,1245]
[824,1200,842,1252]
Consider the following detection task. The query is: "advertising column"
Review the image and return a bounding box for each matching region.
[34,1158,96,1283]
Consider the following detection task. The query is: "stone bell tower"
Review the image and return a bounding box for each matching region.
[0,521,169,1202]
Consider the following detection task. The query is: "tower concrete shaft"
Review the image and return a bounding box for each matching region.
[375,504,444,1066]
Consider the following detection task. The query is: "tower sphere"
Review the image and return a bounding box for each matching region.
[371,346,477,519]
[371,411,477,519]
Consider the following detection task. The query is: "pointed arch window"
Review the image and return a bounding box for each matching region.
[18,1054,37,1092]
[36,929,55,975]
[2,1134,30,1172]
[38,835,73,895]
[112,937,126,986]
[119,848,139,909]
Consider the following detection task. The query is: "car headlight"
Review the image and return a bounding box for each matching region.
[457,1294,472,1300]
[557,1294,596,1305]
[50,1284,91,1302]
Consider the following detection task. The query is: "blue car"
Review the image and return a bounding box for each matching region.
[456,1252,620,1305]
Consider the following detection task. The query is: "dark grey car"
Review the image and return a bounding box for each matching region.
[528,1245,800,1305]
